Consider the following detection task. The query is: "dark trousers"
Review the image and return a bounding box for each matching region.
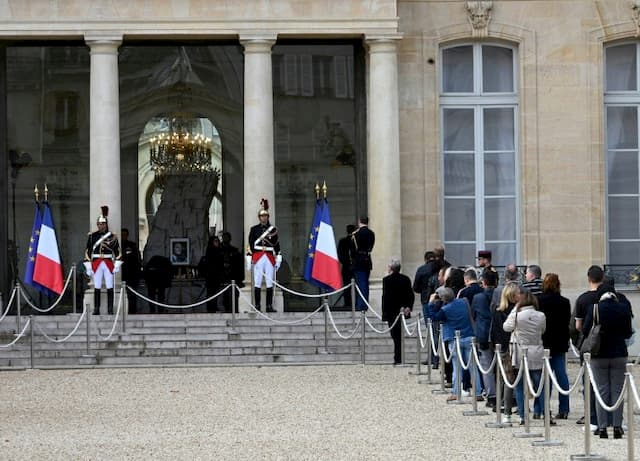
[388,319,402,364]
[124,280,139,314]
[147,285,166,313]
[354,270,370,310]
[592,357,626,429]
[341,269,353,307]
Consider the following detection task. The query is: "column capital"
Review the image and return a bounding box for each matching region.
[239,33,277,53]
[364,34,402,53]
[85,32,122,53]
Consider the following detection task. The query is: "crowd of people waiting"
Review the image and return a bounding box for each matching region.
[383,247,634,440]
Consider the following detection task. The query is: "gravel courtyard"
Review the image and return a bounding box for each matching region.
[0,363,638,460]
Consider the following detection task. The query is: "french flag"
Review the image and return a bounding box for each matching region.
[32,203,64,295]
[311,199,342,291]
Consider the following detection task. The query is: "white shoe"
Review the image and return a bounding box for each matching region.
[581,424,598,432]
[461,390,470,397]
[502,414,512,424]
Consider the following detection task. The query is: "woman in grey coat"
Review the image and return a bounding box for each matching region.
[503,286,546,424]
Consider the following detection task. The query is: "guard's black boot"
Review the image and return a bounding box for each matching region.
[254,287,261,311]
[107,288,114,315]
[93,289,101,315]
[266,287,275,312]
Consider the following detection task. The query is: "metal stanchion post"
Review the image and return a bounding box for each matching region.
[463,338,488,416]
[486,344,510,428]
[432,323,448,394]
[84,302,91,356]
[230,280,238,333]
[533,350,562,446]
[121,283,127,333]
[29,315,34,369]
[514,352,543,438]
[0,292,3,316]
[360,310,366,365]
[72,264,77,314]
[351,279,356,328]
[411,313,427,377]
[16,282,21,332]
[449,331,465,406]
[626,364,635,461]
[323,297,329,354]
[570,353,604,460]
[398,315,410,368]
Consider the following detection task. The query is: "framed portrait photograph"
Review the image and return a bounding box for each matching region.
[169,237,190,266]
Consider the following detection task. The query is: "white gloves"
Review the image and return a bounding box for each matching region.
[275,254,282,271]
[83,261,93,277]
[246,255,252,272]
[113,260,123,274]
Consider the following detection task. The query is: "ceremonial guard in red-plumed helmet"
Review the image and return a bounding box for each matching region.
[246,199,281,312]
[84,206,122,315]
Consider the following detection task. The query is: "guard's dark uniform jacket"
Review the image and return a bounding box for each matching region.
[350,226,375,272]
[248,222,280,265]
[85,230,120,272]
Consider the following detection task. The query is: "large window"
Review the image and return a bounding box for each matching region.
[440,43,519,266]
[604,42,640,264]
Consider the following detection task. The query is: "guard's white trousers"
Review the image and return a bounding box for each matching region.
[93,261,114,289]
[253,254,274,288]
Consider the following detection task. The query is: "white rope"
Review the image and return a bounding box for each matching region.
[0,318,31,348]
[19,267,75,312]
[365,313,400,334]
[35,306,87,343]
[401,316,418,336]
[523,356,545,399]
[260,270,352,298]
[353,284,382,319]
[96,288,124,341]
[543,356,584,396]
[235,288,326,325]
[586,361,629,413]
[0,286,18,325]
[471,343,497,375]
[454,335,471,371]
[440,333,453,363]
[417,319,427,349]
[627,373,640,409]
[127,284,231,310]
[569,341,581,358]
[429,322,439,355]
[325,306,363,340]
[496,352,525,390]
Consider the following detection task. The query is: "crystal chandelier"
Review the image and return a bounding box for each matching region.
[149,116,213,189]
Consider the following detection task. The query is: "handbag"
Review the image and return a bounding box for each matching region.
[580,304,601,355]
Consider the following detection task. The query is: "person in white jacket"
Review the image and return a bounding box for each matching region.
[503,286,546,425]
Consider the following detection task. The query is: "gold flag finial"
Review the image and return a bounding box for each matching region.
[322,181,327,199]
[44,184,49,202]
[314,183,320,200]
[34,185,39,202]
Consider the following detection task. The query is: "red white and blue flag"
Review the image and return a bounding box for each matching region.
[304,198,342,291]
[32,202,64,295]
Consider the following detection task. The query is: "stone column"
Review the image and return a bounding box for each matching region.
[85,34,122,234]
[366,37,401,279]
[240,35,276,248]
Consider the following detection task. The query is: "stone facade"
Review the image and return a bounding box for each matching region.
[2,0,640,297]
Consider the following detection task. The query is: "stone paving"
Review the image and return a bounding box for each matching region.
[0,363,638,460]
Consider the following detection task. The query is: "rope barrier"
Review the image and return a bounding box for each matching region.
[454,334,471,371]
[0,286,18,325]
[471,342,497,376]
[401,315,418,336]
[19,267,75,312]
[35,306,88,343]
[0,318,31,348]
[627,373,640,409]
[364,313,400,334]
[428,322,439,355]
[325,306,363,340]
[353,284,382,319]
[259,270,351,298]
[543,355,584,396]
[127,284,231,310]
[522,356,545,399]
[235,289,326,325]
[416,318,427,349]
[586,361,629,413]
[495,352,524,390]
[96,287,125,341]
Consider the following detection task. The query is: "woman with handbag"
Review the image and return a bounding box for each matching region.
[582,290,633,439]
[503,286,546,425]
[490,281,519,422]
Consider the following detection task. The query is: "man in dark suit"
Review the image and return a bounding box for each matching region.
[350,216,375,311]
[382,258,415,365]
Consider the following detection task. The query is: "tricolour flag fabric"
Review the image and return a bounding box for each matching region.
[310,199,342,291]
[32,202,64,295]
[303,199,323,288]
[24,202,45,292]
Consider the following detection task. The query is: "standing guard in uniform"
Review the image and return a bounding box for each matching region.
[350,216,375,311]
[84,206,121,315]
[246,199,282,312]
